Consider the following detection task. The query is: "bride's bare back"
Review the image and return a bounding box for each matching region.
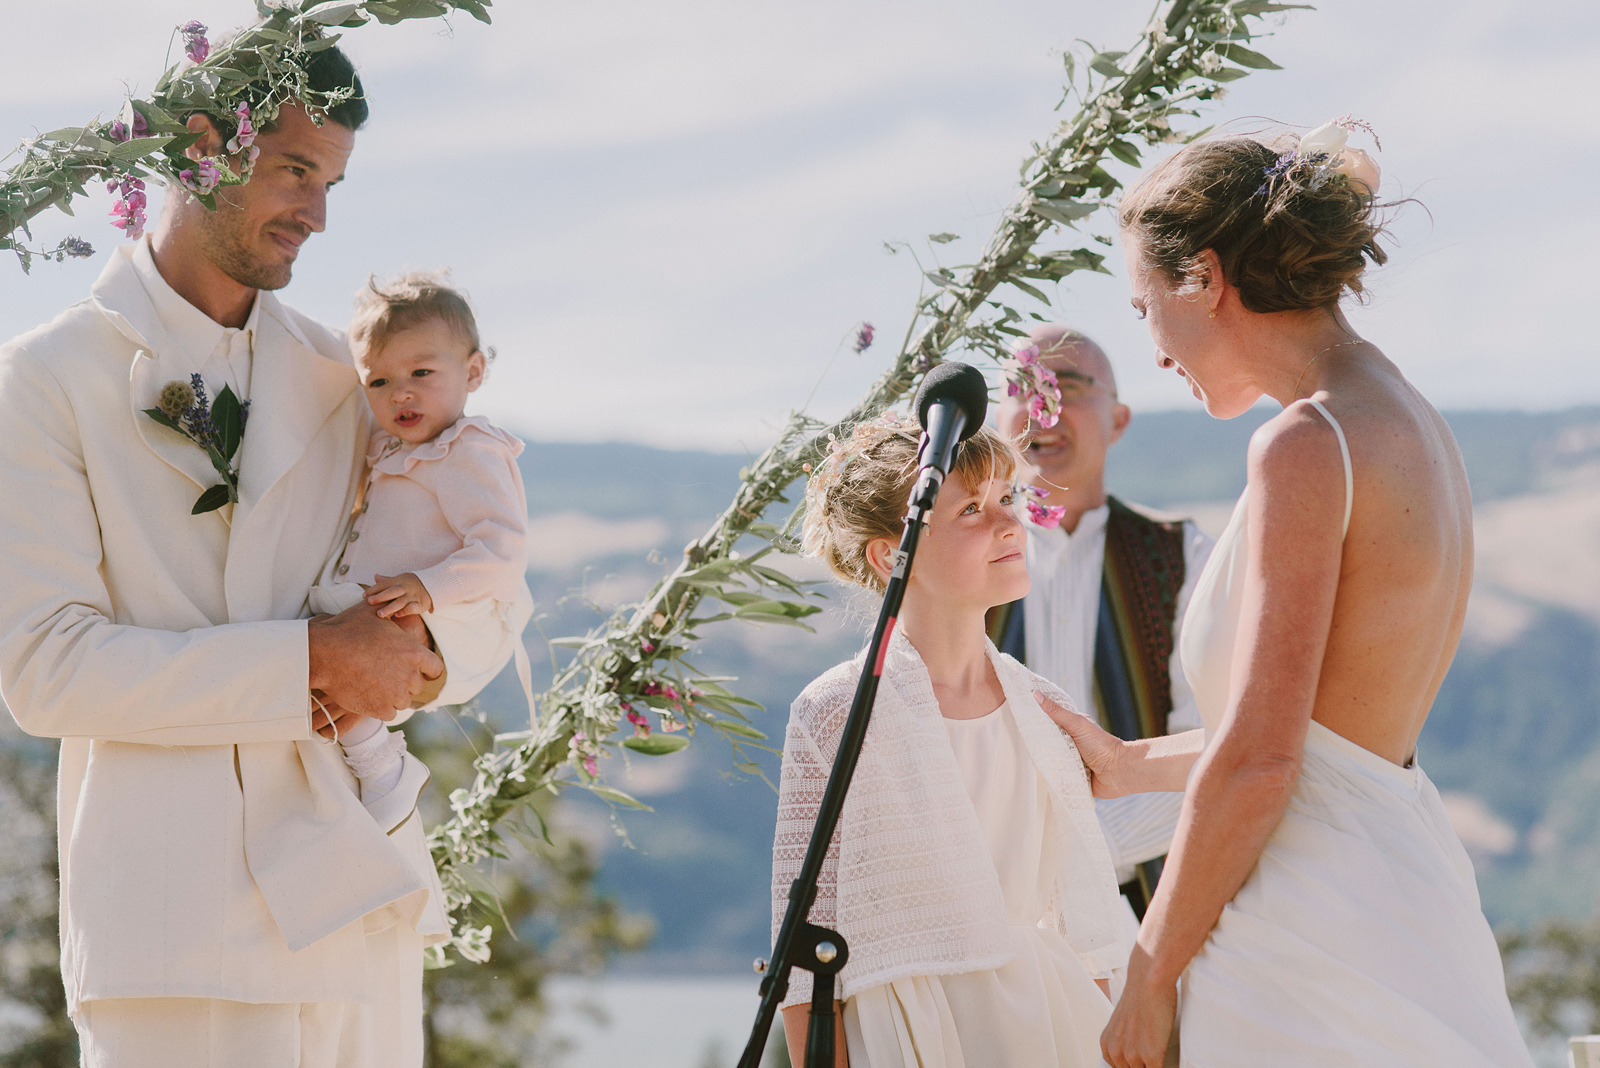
[1279,348,1473,765]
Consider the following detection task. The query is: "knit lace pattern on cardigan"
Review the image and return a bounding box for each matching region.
[771,629,1130,1007]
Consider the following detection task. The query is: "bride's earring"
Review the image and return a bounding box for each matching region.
[1208,310,1217,319]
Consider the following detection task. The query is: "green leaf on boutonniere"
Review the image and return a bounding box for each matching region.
[212,384,244,461]
[142,407,183,433]
[191,483,232,515]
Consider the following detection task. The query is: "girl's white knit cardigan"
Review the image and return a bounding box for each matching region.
[771,628,1130,1007]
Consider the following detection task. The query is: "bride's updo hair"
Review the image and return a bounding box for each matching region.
[802,413,1020,592]
[1119,135,1388,312]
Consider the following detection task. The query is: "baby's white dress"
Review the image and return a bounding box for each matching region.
[843,700,1113,1068]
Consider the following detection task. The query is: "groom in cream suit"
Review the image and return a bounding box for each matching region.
[0,50,521,1068]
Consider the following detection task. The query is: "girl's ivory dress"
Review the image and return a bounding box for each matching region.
[845,700,1114,1066]
[1175,399,1534,1068]
[773,630,1128,1068]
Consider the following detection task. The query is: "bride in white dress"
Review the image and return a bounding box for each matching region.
[1051,126,1535,1068]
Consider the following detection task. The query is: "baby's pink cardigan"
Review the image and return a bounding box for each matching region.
[342,415,528,608]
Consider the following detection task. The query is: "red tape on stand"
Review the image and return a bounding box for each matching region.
[873,617,897,676]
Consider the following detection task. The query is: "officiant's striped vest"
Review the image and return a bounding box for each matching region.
[986,495,1188,915]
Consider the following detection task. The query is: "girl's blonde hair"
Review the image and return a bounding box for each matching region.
[802,414,1021,592]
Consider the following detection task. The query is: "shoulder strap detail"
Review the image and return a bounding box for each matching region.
[1306,399,1353,538]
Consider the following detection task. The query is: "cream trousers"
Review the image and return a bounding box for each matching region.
[75,920,424,1068]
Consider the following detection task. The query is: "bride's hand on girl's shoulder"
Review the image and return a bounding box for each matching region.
[1034,691,1129,798]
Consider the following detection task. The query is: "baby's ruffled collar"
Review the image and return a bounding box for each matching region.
[367,414,524,475]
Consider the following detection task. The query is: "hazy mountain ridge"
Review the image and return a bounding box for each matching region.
[487,405,1600,967]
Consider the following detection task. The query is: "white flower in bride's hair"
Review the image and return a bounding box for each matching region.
[1298,120,1350,157]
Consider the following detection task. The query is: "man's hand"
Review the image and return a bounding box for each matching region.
[308,601,443,719]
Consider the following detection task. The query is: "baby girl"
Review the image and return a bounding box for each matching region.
[310,271,530,833]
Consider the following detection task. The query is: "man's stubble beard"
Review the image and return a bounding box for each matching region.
[196,201,295,292]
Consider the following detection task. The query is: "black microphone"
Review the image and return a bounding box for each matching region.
[909,361,989,512]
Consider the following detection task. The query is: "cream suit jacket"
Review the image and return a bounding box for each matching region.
[0,247,522,1013]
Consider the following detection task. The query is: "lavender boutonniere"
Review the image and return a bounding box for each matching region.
[144,374,249,514]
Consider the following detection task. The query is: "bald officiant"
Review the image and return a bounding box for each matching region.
[990,324,1213,920]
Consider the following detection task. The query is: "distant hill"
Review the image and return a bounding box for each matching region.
[484,405,1600,969]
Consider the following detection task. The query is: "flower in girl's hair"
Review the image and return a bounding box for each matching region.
[852,322,875,353]
[1026,498,1068,528]
[1001,342,1062,429]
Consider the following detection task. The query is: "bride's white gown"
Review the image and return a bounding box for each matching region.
[1176,399,1534,1068]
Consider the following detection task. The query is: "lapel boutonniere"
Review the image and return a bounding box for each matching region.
[144,374,250,515]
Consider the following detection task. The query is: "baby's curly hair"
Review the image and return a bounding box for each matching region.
[349,270,494,361]
[802,414,1021,592]
[1119,133,1390,312]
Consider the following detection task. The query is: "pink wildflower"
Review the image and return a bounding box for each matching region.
[658,716,683,734]
[852,322,875,353]
[178,159,222,196]
[180,20,210,64]
[626,707,651,737]
[583,754,599,777]
[227,102,259,166]
[641,641,655,653]
[106,176,148,239]
[1025,499,1068,528]
[109,112,148,143]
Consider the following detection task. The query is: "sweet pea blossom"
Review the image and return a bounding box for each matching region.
[625,706,652,737]
[178,158,223,195]
[1001,343,1063,429]
[106,176,148,239]
[1025,498,1068,528]
[852,322,875,353]
[180,20,210,64]
[108,112,148,143]
[226,102,260,166]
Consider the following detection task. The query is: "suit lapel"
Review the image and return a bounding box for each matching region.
[93,248,226,514]
[230,292,358,517]
[223,293,361,622]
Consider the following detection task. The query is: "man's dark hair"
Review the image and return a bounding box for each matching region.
[303,45,369,132]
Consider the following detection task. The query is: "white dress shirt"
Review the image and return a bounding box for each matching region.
[1023,502,1213,883]
[130,238,258,409]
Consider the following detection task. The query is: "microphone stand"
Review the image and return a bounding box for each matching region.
[736,461,948,1068]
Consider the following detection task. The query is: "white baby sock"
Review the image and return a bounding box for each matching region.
[336,715,408,802]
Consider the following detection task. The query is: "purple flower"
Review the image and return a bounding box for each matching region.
[1025,499,1068,528]
[110,112,149,143]
[61,237,94,259]
[227,101,260,165]
[852,321,875,354]
[180,20,210,64]
[107,176,148,239]
[179,158,223,195]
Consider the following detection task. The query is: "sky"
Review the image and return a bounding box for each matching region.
[2,0,1596,451]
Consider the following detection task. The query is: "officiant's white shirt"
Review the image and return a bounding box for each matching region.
[1022,505,1211,882]
[0,242,521,1015]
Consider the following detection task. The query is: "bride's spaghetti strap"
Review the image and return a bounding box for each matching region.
[1306,398,1353,538]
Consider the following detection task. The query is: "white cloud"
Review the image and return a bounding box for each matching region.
[3,0,1596,449]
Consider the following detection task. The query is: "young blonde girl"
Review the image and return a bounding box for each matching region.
[773,414,1137,1067]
